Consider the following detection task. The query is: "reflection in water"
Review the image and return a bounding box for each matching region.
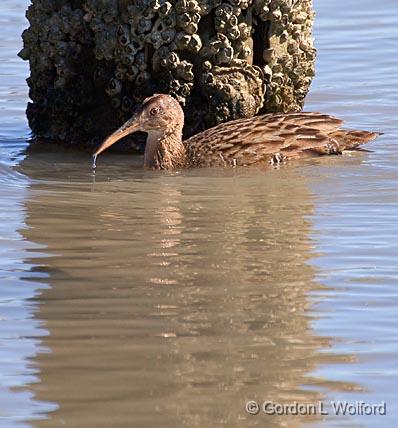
[16,151,355,427]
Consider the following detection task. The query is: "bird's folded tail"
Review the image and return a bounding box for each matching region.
[330,129,381,151]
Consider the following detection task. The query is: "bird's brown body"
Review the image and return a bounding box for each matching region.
[93,94,379,170]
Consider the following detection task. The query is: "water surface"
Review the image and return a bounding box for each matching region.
[0,1,397,427]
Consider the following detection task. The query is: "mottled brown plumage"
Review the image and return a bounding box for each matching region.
[93,94,379,170]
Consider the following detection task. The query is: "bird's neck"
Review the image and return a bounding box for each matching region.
[144,127,187,170]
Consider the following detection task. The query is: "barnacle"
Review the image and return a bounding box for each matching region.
[106,78,122,97]
[176,60,194,81]
[202,62,264,126]
[263,0,316,112]
[20,0,316,147]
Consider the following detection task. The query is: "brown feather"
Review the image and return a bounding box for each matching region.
[184,112,379,167]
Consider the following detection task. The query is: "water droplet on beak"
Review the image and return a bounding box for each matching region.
[91,154,97,170]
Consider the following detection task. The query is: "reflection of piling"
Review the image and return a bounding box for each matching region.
[19,0,316,148]
[20,167,328,427]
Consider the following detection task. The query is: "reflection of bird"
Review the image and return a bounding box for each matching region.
[93,94,380,170]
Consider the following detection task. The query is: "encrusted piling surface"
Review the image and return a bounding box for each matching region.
[20,0,316,148]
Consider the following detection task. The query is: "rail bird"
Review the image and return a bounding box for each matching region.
[93,94,379,170]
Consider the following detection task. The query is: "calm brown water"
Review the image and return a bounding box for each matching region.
[0,1,397,427]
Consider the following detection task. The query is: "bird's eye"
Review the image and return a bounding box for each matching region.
[150,107,160,116]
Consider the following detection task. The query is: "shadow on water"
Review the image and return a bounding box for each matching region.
[11,150,359,427]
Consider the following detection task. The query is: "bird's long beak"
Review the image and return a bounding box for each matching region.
[93,116,141,158]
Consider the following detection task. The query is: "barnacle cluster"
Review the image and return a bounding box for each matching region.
[20,0,315,147]
[201,61,264,127]
[20,2,95,142]
[255,0,316,112]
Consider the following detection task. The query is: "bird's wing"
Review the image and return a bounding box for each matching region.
[184,112,346,166]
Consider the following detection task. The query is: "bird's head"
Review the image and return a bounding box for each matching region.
[93,94,184,160]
